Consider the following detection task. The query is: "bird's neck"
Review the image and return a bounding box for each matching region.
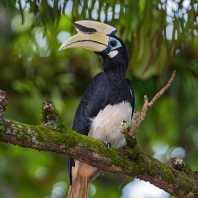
[103,63,131,106]
[103,63,127,77]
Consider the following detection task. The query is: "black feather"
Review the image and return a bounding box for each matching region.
[68,35,135,186]
[127,79,135,117]
[72,72,110,135]
[69,72,110,184]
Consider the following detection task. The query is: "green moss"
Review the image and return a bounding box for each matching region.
[126,138,138,148]
[16,130,30,141]
[0,122,162,176]
[39,103,67,133]
[182,163,193,175]
[0,121,6,139]
[1,118,194,196]
[192,185,198,196]
[35,125,75,148]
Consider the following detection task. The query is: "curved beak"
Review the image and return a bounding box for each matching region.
[59,20,116,54]
[59,32,110,54]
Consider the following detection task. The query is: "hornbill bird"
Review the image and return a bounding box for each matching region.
[59,20,135,198]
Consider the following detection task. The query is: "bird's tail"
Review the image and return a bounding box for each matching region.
[67,176,89,198]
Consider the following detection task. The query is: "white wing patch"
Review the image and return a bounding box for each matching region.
[88,101,132,147]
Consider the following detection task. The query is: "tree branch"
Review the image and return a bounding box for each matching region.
[140,70,177,122]
[121,70,177,140]
[1,71,198,198]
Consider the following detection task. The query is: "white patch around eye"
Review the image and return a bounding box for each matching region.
[107,50,118,58]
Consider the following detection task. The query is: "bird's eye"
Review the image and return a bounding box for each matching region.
[110,40,117,47]
[108,37,122,51]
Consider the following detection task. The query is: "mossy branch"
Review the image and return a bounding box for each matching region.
[0,71,198,198]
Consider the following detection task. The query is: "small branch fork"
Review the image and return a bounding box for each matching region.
[121,70,177,140]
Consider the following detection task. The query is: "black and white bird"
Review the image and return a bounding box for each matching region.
[59,20,135,198]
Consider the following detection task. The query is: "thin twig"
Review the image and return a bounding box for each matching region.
[141,70,176,121]
[140,95,149,121]
[127,70,177,138]
[149,70,176,107]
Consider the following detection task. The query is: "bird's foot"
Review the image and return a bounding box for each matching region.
[98,138,111,148]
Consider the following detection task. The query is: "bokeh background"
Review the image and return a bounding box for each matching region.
[0,0,198,197]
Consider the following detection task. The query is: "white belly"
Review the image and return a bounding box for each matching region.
[88,101,132,147]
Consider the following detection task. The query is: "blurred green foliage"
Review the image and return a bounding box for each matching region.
[0,0,198,197]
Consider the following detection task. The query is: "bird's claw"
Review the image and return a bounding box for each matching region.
[98,138,111,148]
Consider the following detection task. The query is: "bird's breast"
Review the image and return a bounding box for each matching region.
[88,101,132,147]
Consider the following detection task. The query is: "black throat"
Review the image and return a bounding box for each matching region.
[104,63,131,106]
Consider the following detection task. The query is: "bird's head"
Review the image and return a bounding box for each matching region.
[59,20,129,73]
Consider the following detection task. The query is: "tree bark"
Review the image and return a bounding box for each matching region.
[0,90,198,198]
[1,71,198,198]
